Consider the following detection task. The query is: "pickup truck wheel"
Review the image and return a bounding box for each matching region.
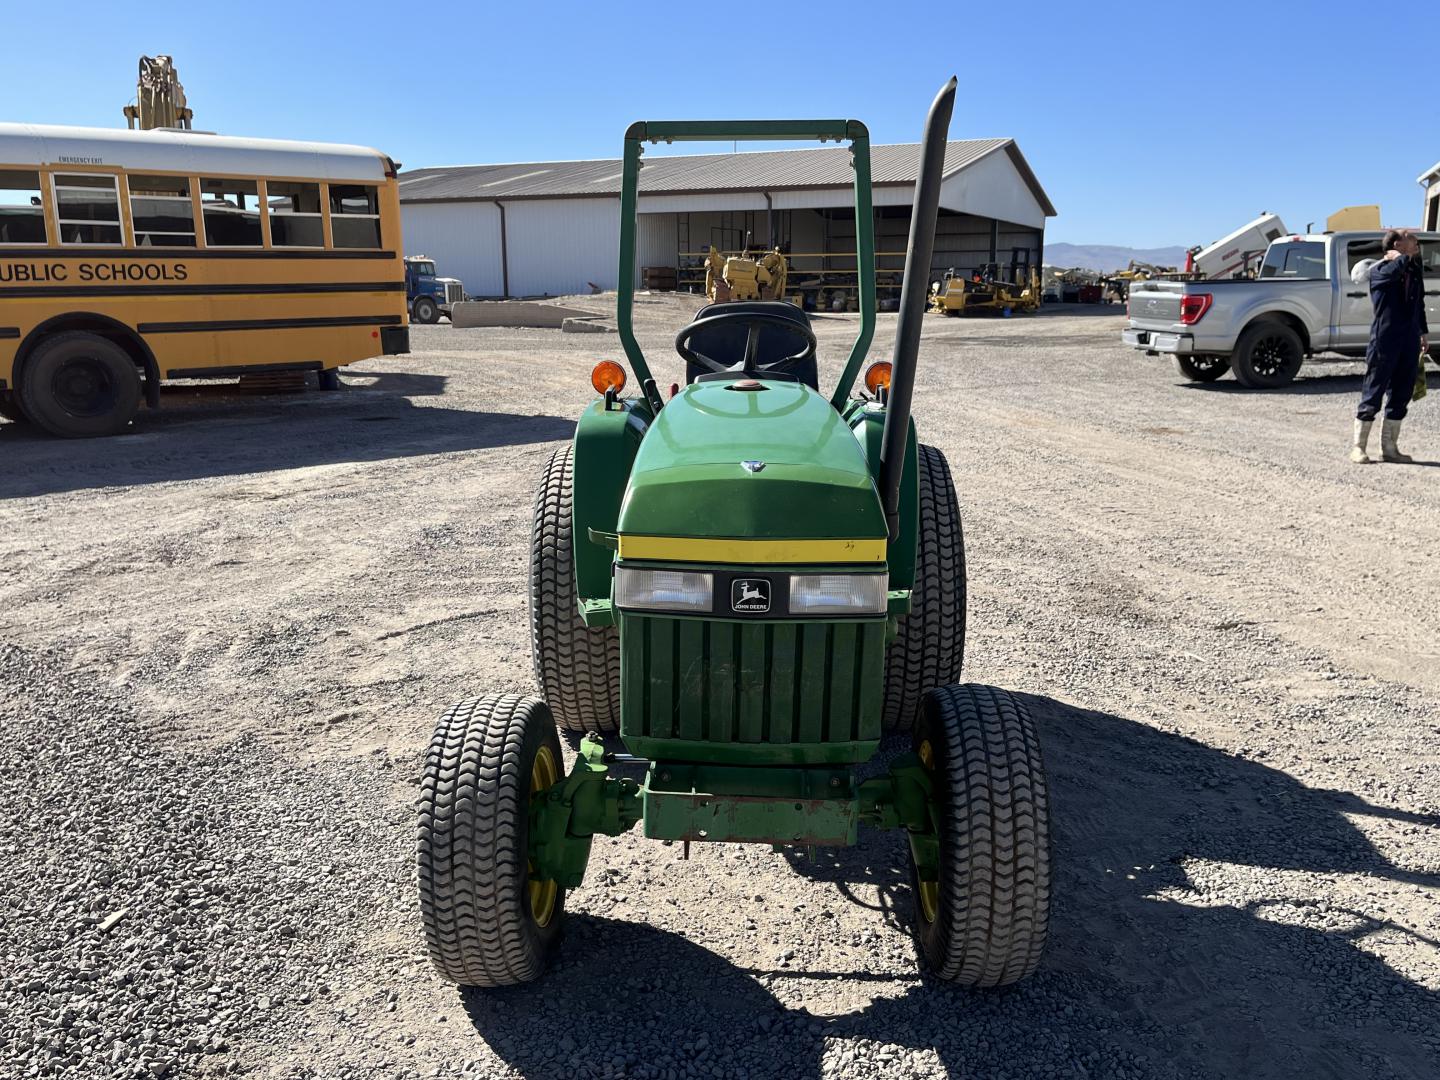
[1176,355,1228,382]
[412,296,440,324]
[1231,322,1303,388]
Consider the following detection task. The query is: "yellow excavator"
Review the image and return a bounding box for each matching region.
[123,55,194,131]
[704,245,788,302]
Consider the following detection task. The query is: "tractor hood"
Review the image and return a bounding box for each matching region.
[615,379,886,561]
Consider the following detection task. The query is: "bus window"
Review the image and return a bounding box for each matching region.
[267,180,324,248]
[0,169,46,244]
[200,178,263,246]
[129,174,196,247]
[329,183,381,248]
[54,173,123,245]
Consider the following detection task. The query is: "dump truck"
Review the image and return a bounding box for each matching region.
[416,79,1052,990]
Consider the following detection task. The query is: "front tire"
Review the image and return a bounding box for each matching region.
[1231,321,1303,388]
[412,296,440,324]
[910,684,1050,988]
[881,444,967,732]
[18,331,141,438]
[530,445,620,733]
[418,694,565,987]
[1176,354,1228,382]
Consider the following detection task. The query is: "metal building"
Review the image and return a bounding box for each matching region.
[397,139,1055,302]
[1422,159,1440,232]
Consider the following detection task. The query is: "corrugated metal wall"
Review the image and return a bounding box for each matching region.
[399,202,504,297]
[504,198,619,297]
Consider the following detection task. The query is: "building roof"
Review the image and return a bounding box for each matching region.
[399,139,1056,216]
[1420,160,1440,186]
[0,123,389,182]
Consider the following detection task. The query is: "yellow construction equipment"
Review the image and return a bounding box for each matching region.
[1326,205,1382,231]
[929,265,1040,315]
[122,55,194,131]
[704,245,788,302]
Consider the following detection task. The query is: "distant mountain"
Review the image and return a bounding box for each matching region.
[1045,243,1189,273]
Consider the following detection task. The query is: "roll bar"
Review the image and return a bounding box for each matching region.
[615,120,876,414]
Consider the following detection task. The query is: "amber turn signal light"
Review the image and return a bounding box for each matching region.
[864,361,893,394]
[591,360,627,395]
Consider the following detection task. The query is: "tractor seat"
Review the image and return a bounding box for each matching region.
[678,301,819,388]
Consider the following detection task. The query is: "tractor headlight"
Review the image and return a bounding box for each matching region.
[788,574,887,615]
[614,567,714,612]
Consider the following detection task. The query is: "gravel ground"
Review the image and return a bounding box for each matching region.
[1,297,1437,1079]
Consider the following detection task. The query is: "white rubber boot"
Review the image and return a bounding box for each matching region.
[1381,419,1413,463]
[1350,419,1373,464]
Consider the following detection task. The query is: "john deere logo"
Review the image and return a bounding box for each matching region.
[731,579,770,613]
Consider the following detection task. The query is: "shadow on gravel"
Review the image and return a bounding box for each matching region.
[519,695,1440,1079]
[0,389,574,499]
[1181,369,1439,397]
[1028,692,1439,1079]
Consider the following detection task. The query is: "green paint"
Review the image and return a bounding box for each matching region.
[829,135,877,408]
[846,401,919,591]
[615,120,875,408]
[638,754,938,848]
[528,738,939,874]
[619,612,886,765]
[643,762,859,845]
[529,734,642,888]
[572,397,651,605]
[617,380,886,544]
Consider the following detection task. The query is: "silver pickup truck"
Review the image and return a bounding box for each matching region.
[1123,231,1440,386]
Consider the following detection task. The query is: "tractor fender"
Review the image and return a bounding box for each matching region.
[572,396,652,604]
[847,403,919,592]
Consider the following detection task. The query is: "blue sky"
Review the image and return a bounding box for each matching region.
[5,0,1435,248]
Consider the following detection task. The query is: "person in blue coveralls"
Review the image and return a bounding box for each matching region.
[1352,229,1429,463]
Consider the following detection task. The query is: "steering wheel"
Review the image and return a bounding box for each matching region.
[674,310,818,375]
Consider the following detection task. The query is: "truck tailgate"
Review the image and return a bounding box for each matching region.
[1127,281,1184,326]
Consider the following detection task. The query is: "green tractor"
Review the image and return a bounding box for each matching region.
[417,79,1050,990]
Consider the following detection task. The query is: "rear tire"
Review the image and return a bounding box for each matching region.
[911,683,1050,988]
[18,331,141,438]
[418,693,565,987]
[881,444,966,732]
[317,368,342,391]
[412,296,440,324]
[530,445,620,733]
[1231,321,1303,388]
[1176,354,1228,382]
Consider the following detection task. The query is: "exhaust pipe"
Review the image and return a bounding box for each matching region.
[878,76,956,541]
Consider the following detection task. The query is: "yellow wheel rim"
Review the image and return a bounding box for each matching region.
[915,738,940,924]
[527,744,559,928]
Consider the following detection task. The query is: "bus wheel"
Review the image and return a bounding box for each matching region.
[412,297,439,324]
[19,332,142,438]
[317,368,343,391]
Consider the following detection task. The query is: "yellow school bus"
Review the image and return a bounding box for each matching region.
[0,123,410,437]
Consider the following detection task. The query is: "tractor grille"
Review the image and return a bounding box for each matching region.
[620,615,886,748]
[443,281,465,305]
